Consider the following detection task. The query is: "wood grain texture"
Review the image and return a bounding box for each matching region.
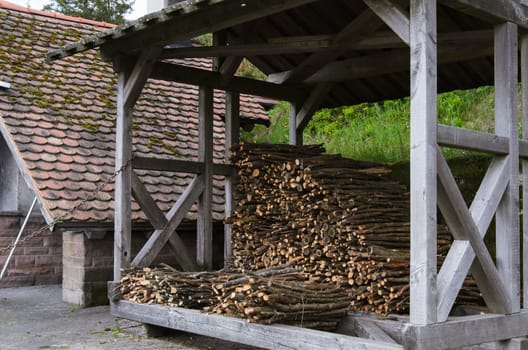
[522,34,528,309]
[494,22,520,313]
[409,0,438,325]
[363,0,410,45]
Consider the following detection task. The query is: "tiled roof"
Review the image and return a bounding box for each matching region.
[0,2,269,225]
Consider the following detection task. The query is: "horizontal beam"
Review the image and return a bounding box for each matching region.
[439,0,528,28]
[437,124,509,154]
[403,311,528,349]
[438,124,528,159]
[133,157,234,176]
[112,300,403,350]
[300,42,493,83]
[151,62,305,102]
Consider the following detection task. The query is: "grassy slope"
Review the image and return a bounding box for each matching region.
[243,86,497,164]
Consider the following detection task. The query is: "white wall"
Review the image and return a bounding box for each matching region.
[146,0,166,13]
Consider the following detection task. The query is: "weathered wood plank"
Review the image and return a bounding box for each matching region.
[197,86,214,270]
[436,157,508,321]
[132,157,234,176]
[349,318,398,344]
[132,175,204,268]
[114,70,133,281]
[224,91,240,265]
[403,311,528,350]
[151,62,305,102]
[363,0,410,45]
[522,34,528,309]
[437,152,511,315]
[494,22,520,313]
[437,124,509,155]
[111,300,403,350]
[409,0,438,325]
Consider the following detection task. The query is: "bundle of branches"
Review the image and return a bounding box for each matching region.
[118,264,218,308]
[118,264,348,330]
[228,143,482,314]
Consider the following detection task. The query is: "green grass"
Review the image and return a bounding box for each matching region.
[243,86,498,164]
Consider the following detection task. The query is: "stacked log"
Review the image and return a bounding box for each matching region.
[228,143,481,314]
[118,264,348,330]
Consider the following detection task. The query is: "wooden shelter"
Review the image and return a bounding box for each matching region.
[47,0,528,348]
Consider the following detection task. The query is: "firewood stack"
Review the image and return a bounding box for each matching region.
[118,264,349,330]
[228,143,481,314]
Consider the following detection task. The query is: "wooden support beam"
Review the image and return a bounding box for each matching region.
[132,175,204,268]
[150,62,305,102]
[114,68,133,282]
[437,152,511,318]
[289,102,303,146]
[219,56,243,84]
[302,42,493,84]
[269,8,385,84]
[197,86,214,270]
[295,83,333,131]
[348,318,399,344]
[112,300,403,350]
[436,157,509,321]
[131,171,199,271]
[132,157,234,176]
[438,0,528,28]
[403,311,528,350]
[522,34,528,309]
[123,47,161,110]
[224,91,240,266]
[409,0,438,325]
[362,0,410,45]
[494,22,520,313]
[437,124,509,155]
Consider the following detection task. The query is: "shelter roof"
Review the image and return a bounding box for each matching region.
[0,1,269,226]
[46,0,528,108]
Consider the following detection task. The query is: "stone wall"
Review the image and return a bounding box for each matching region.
[0,212,62,288]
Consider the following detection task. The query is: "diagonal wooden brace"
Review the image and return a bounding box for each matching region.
[362,0,410,45]
[132,175,204,268]
[436,151,511,319]
[131,171,199,271]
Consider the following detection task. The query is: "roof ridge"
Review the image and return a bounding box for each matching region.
[0,0,116,28]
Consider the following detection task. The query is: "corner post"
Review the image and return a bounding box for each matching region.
[197,85,214,270]
[495,22,520,313]
[409,0,438,325]
[289,102,303,146]
[114,68,133,281]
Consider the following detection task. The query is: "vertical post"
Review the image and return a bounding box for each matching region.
[289,102,303,146]
[495,22,520,313]
[197,85,214,270]
[224,92,240,265]
[114,69,133,281]
[409,0,437,325]
[522,34,528,309]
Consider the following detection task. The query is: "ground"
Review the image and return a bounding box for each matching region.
[0,285,260,350]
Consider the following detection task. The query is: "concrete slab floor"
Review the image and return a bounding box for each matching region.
[0,285,260,350]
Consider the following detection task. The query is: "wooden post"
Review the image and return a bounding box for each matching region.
[409,0,437,325]
[197,85,214,270]
[494,22,520,314]
[522,34,528,309]
[114,69,133,281]
[224,91,240,265]
[289,102,303,146]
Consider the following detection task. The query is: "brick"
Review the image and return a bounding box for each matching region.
[24,247,49,255]
[63,241,85,258]
[35,255,54,267]
[43,235,61,248]
[0,237,14,246]
[35,275,61,285]
[18,237,43,247]
[0,215,21,229]
[15,255,35,268]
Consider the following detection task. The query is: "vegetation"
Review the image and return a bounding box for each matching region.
[242,86,497,164]
[43,0,134,24]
